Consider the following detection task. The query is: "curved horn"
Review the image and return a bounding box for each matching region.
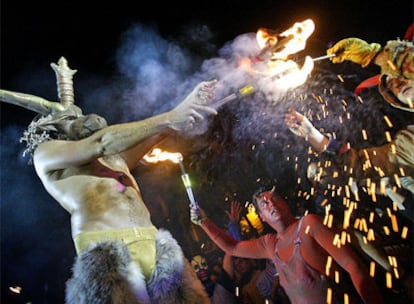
[0,89,65,115]
[51,57,77,105]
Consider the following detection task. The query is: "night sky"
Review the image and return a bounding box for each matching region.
[1,0,414,303]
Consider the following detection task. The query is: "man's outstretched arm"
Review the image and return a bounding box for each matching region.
[34,80,217,173]
[190,203,270,260]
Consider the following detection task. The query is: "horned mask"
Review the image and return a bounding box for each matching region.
[0,57,82,116]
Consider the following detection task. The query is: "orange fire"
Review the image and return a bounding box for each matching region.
[143,148,183,164]
[252,19,316,89]
[256,19,315,61]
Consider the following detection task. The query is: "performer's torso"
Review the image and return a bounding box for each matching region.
[40,154,153,238]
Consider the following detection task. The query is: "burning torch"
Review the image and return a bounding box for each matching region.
[177,158,199,208]
[248,19,337,89]
[143,148,199,207]
[209,53,334,109]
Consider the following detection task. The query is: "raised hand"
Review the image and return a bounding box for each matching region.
[284,108,329,152]
[190,202,206,226]
[225,200,243,224]
[168,80,218,131]
[284,108,316,139]
[327,38,381,67]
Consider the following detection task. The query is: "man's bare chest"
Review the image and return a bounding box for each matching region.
[62,155,135,188]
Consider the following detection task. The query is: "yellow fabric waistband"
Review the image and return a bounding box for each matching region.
[74,226,158,279]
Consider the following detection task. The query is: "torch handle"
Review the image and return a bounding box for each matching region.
[212,93,238,109]
[181,173,199,207]
[185,187,199,207]
[211,85,255,109]
[312,54,335,62]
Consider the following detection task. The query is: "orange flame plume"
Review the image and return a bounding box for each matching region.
[143,148,183,164]
[248,19,316,89]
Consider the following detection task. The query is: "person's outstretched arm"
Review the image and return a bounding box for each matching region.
[326,37,414,80]
[190,203,270,260]
[34,80,218,173]
[326,37,381,68]
[305,214,385,304]
[284,108,329,153]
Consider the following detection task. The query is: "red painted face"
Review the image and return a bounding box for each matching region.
[256,191,289,222]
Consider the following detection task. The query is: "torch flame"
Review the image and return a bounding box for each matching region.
[256,19,315,60]
[143,148,183,164]
[253,19,316,89]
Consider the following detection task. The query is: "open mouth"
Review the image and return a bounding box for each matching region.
[271,209,279,216]
[401,86,412,94]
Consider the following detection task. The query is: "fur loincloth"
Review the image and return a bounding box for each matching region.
[65,229,209,304]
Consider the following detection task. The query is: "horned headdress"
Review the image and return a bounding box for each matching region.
[1,57,84,162]
[0,57,82,116]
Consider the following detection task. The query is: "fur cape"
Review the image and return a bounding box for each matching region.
[65,229,209,304]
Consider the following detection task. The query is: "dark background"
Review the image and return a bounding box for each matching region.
[1,0,413,303]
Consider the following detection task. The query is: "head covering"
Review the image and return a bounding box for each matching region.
[354,24,414,113]
[378,75,414,112]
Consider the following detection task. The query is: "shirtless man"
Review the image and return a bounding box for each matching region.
[191,187,384,304]
[1,57,217,303]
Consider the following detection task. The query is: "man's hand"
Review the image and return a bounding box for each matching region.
[284,109,329,152]
[190,202,206,226]
[284,109,316,139]
[327,38,381,67]
[168,80,218,131]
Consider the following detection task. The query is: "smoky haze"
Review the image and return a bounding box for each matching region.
[2,21,413,303]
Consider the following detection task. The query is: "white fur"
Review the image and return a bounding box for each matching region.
[65,229,210,304]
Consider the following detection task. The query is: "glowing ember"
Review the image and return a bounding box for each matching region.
[383,115,393,127]
[370,261,376,277]
[344,293,349,304]
[391,214,399,232]
[401,226,408,239]
[393,268,400,279]
[386,272,392,289]
[335,270,340,283]
[325,255,332,276]
[385,131,392,142]
[326,287,332,304]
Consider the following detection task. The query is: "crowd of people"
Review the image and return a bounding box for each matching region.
[2,26,413,304]
[192,31,413,303]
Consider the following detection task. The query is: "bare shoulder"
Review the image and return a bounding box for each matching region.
[33,140,68,173]
[34,139,72,160]
[301,214,325,231]
[33,138,100,174]
[303,213,322,223]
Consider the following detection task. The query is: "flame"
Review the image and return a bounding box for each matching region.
[268,56,314,88]
[256,19,315,60]
[143,148,183,164]
[253,19,315,89]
